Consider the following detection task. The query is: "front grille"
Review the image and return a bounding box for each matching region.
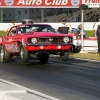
[28,37,72,44]
[38,37,63,44]
[39,38,49,43]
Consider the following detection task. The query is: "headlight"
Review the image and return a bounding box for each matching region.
[31,38,37,43]
[63,37,69,43]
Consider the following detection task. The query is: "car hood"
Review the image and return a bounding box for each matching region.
[20,32,72,38]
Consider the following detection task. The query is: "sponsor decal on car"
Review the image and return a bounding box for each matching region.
[5,43,19,52]
[49,38,53,41]
[8,39,12,42]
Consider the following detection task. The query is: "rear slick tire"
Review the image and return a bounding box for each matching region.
[20,46,29,63]
[0,46,11,63]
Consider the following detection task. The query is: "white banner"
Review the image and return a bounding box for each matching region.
[83,0,100,8]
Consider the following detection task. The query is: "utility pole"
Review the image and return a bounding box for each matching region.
[0,8,3,22]
[79,4,88,52]
[41,8,44,22]
[81,9,84,51]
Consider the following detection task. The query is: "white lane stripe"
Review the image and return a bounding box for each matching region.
[0,90,26,100]
[0,78,60,100]
[70,57,100,62]
[50,55,100,62]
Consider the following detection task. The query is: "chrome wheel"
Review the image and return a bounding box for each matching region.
[20,46,29,63]
[0,46,11,63]
[0,48,4,62]
[20,47,24,59]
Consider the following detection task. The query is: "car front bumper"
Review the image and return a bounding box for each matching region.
[25,44,72,51]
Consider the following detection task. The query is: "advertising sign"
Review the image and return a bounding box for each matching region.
[83,0,100,8]
[0,0,82,8]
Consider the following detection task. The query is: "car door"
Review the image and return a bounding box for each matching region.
[4,26,19,53]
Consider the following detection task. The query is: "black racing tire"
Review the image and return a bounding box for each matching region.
[0,46,11,63]
[38,54,49,63]
[61,51,69,62]
[70,45,76,53]
[20,46,29,63]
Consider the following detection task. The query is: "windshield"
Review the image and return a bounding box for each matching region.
[17,24,56,34]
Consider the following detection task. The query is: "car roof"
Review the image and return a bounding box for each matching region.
[15,24,51,27]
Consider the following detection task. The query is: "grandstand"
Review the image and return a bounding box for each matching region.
[33,8,100,22]
[2,8,100,23]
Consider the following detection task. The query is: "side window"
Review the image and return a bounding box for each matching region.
[8,27,17,36]
[18,27,23,34]
[42,26,52,32]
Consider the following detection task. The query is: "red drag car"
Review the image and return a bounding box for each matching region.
[0,23,73,63]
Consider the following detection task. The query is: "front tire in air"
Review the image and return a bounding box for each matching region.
[60,51,69,62]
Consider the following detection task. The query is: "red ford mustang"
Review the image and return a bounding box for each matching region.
[0,24,73,63]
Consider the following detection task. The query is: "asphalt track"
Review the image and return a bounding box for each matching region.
[0,56,100,100]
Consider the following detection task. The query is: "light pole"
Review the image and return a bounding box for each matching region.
[0,8,3,22]
[79,4,88,52]
[81,9,84,51]
[41,8,44,22]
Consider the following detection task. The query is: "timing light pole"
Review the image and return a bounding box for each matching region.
[81,9,84,51]
[79,4,88,52]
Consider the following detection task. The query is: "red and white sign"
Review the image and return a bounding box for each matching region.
[83,0,100,8]
[0,0,82,8]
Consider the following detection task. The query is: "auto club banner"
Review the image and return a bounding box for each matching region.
[82,0,100,8]
[0,0,82,8]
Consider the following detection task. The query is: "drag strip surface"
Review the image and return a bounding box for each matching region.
[0,56,100,100]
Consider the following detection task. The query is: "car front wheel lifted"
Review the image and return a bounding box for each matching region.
[60,51,69,62]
